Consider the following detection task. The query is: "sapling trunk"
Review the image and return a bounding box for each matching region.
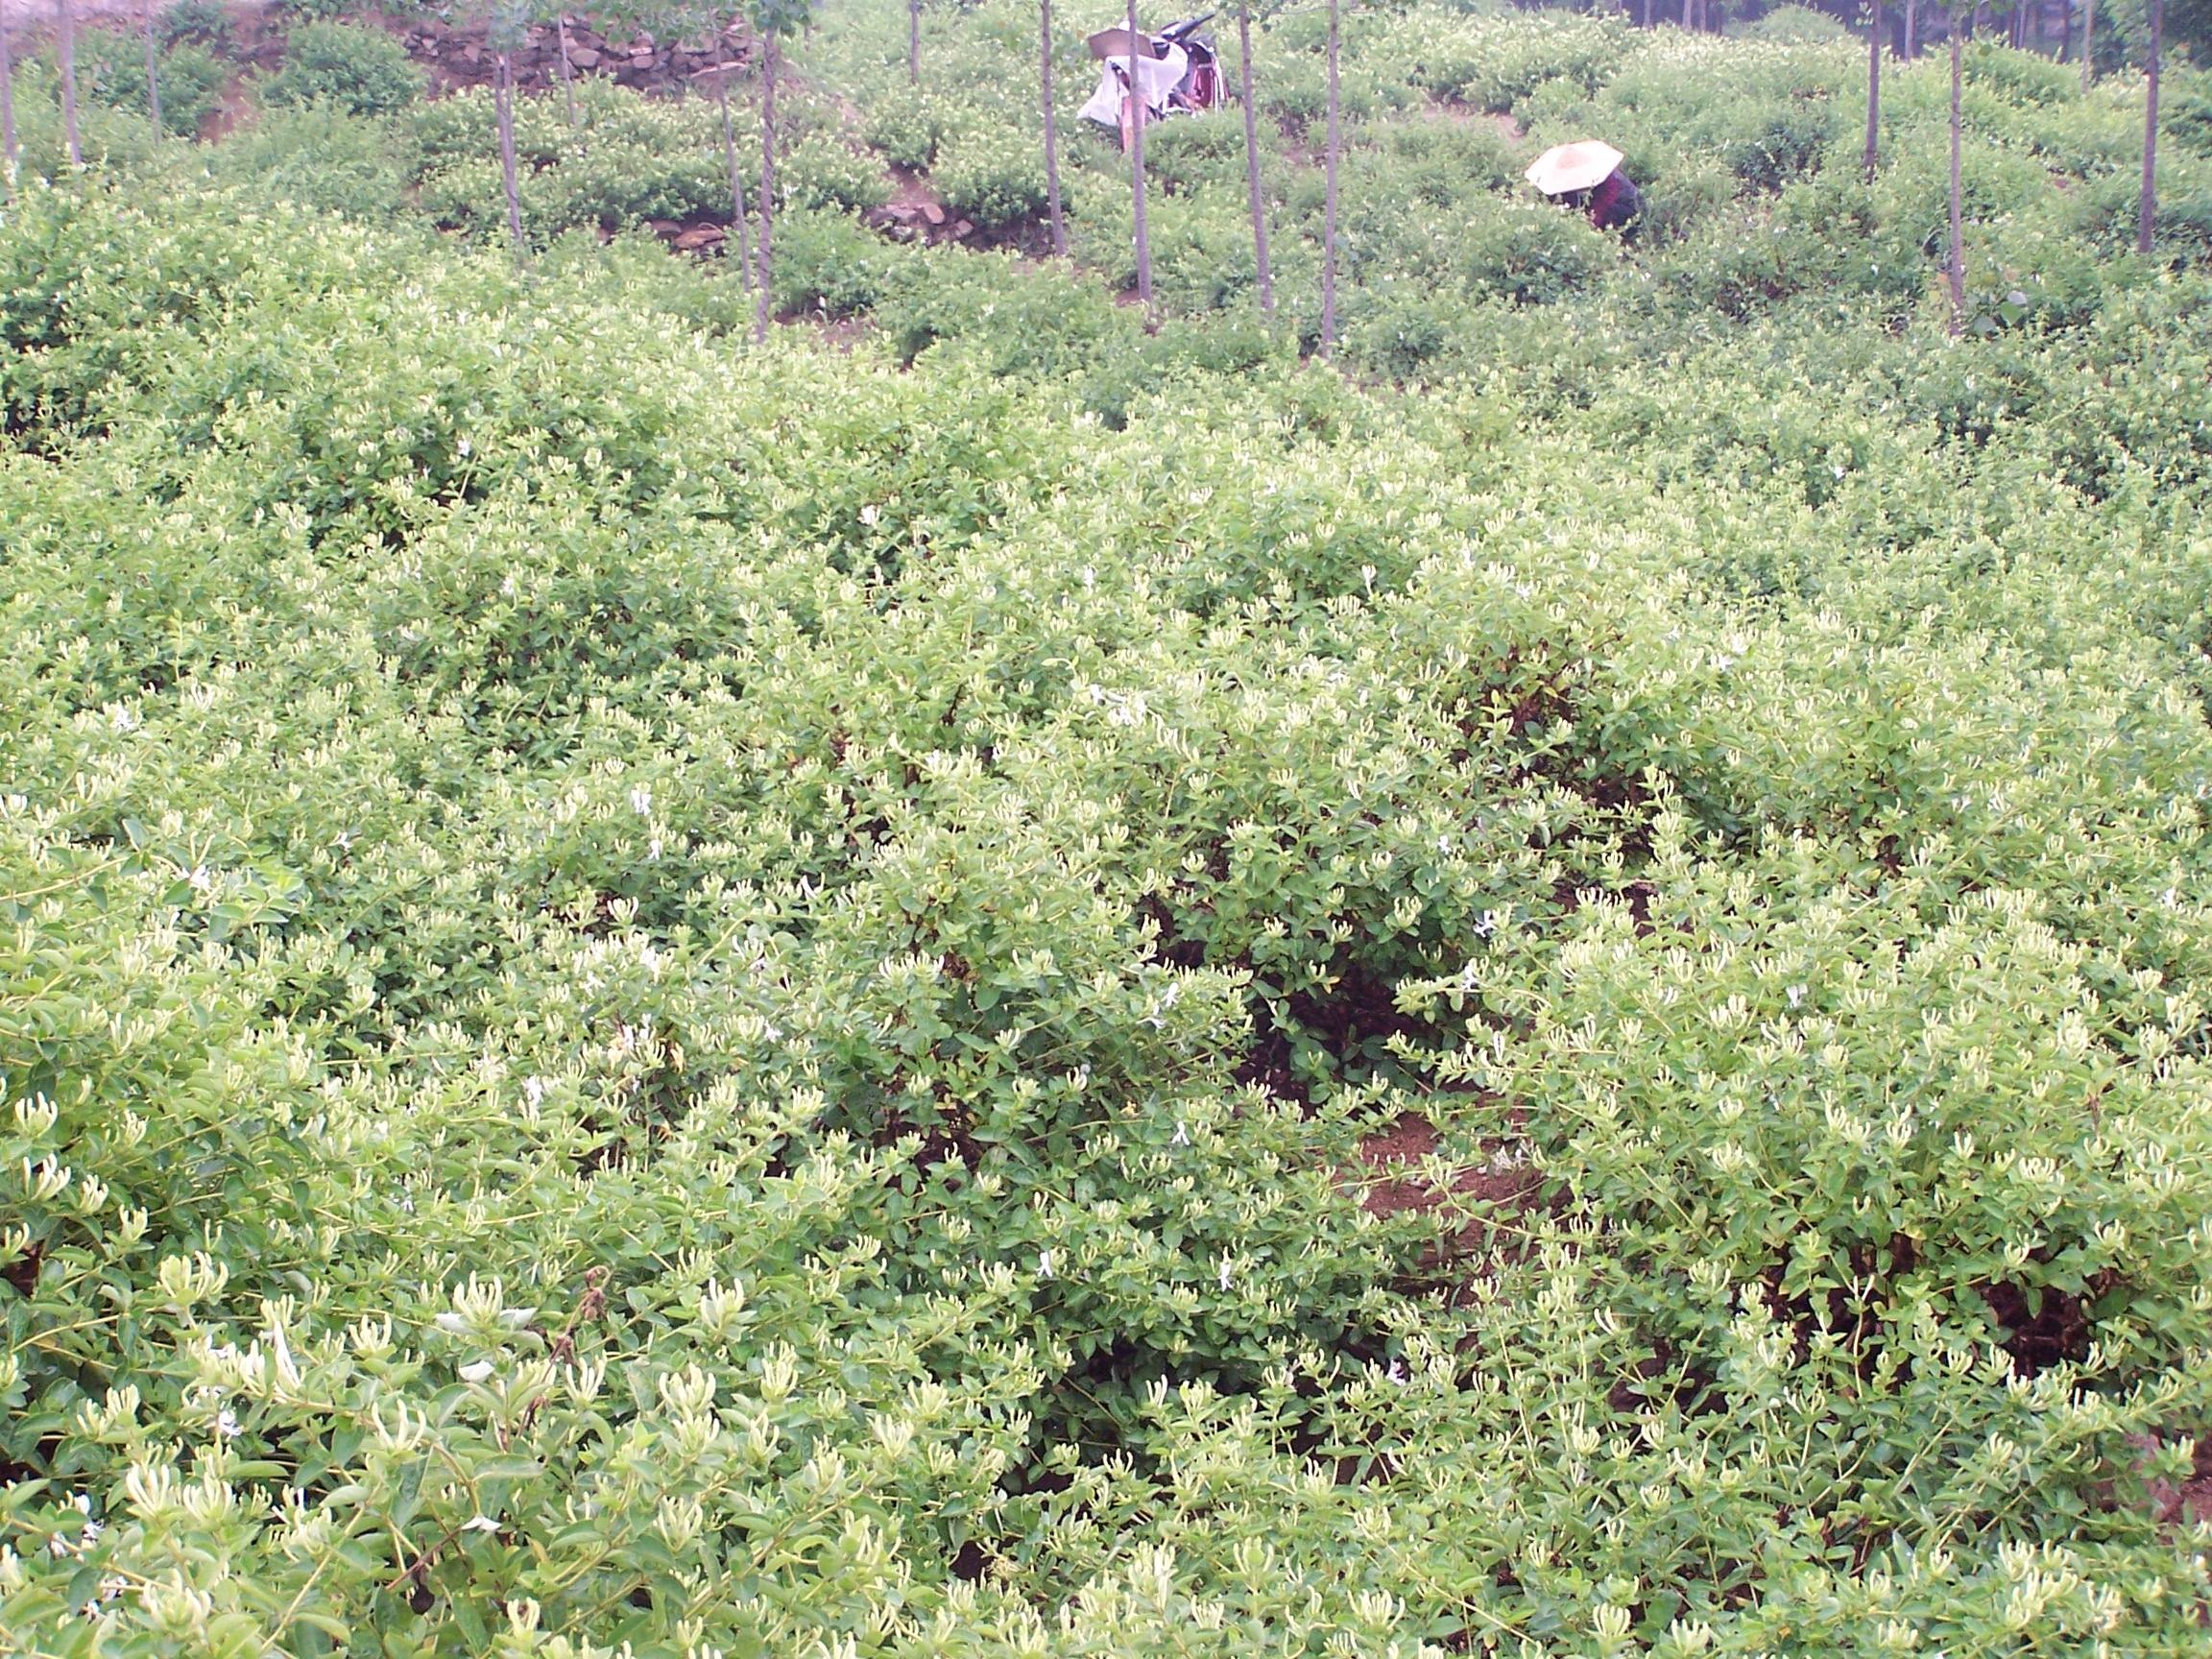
[60,0,80,165]
[716,73,754,293]
[2138,0,2161,253]
[1865,0,1881,179]
[1,0,17,177]
[1906,0,1918,56]
[755,28,779,344]
[143,0,161,137]
[2081,0,2094,88]
[557,12,578,130]
[1321,0,1340,353]
[1238,0,1271,316]
[1949,12,1966,332]
[1125,0,1151,307]
[908,0,920,84]
[1041,0,1066,257]
[496,49,524,256]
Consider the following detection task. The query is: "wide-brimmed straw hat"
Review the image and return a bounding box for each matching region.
[1525,141,1624,195]
[1088,26,1161,59]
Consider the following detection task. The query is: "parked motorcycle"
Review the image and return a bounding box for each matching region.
[1078,13,1227,151]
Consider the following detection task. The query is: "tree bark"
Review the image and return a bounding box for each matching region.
[2058,0,2071,62]
[496,49,524,256]
[557,13,578,130]
[2081,0,2094,87]
[1949,12,1966,333]
[1321,0,1341,353]
[755,29,779,344]
[1125,0,1151,307]
[1906,0,1918,56]
[143,0,161,136]
[1042,0,1066,256]
[1,0,18,177]
[909,0,921,85]
[1238,0,1272,316]
[1865,0,1881,179]
[60,0,80,165]
[2138,0,2160,253]
[716,74,754,293]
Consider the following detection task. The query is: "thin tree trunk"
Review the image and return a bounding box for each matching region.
[60,0,80,165]
[143,0,161,136]
[1321,0,1340,353]
[1238,0,1271,315]
[755,29,779,344]
[496,49,524,256]
[1125,0,1151,307]
[556,13,578,129]
[1906,0,1918,56]
[1865,0,1882,179]
[2138,0,2160,253]
[2081,0,2093,88]
[1041,0,1066,256]
[909,0,921,84]
[1949,12,1966,333]
[1,0,17,177]
[2058,0,2071,62]
[1641,0,1651,27]
[716,74,754,293]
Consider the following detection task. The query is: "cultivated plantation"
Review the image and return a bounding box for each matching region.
[3,0,2212,1653]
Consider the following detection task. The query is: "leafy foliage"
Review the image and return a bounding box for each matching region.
[264,20,427,118]
[75,32,228,137]
[2,5,2212,1657]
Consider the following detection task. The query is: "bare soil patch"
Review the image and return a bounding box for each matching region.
[1354,1103,1542,1278]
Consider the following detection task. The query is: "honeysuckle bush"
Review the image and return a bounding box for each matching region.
[5,16,2212,1658]
[779,0,2212,360]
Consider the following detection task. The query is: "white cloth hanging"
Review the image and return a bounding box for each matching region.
[1077,44,1190,129]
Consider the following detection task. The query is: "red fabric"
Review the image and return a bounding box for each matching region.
[1588,172,1627,227]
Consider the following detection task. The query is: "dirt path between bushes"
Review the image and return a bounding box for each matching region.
[3,0,272,28]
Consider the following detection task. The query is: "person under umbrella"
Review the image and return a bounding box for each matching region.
[1526,141,1644,235]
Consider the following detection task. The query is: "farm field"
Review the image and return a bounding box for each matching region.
[4,1,2212,1654]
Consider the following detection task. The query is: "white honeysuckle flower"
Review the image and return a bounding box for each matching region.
[462,1515,500,1534]
[215,1409,241,1438]
[1037,1251,1055,1282]
[630,784,653,816]
[1171,1122,1189,1147]
[459,1360,495,1384]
